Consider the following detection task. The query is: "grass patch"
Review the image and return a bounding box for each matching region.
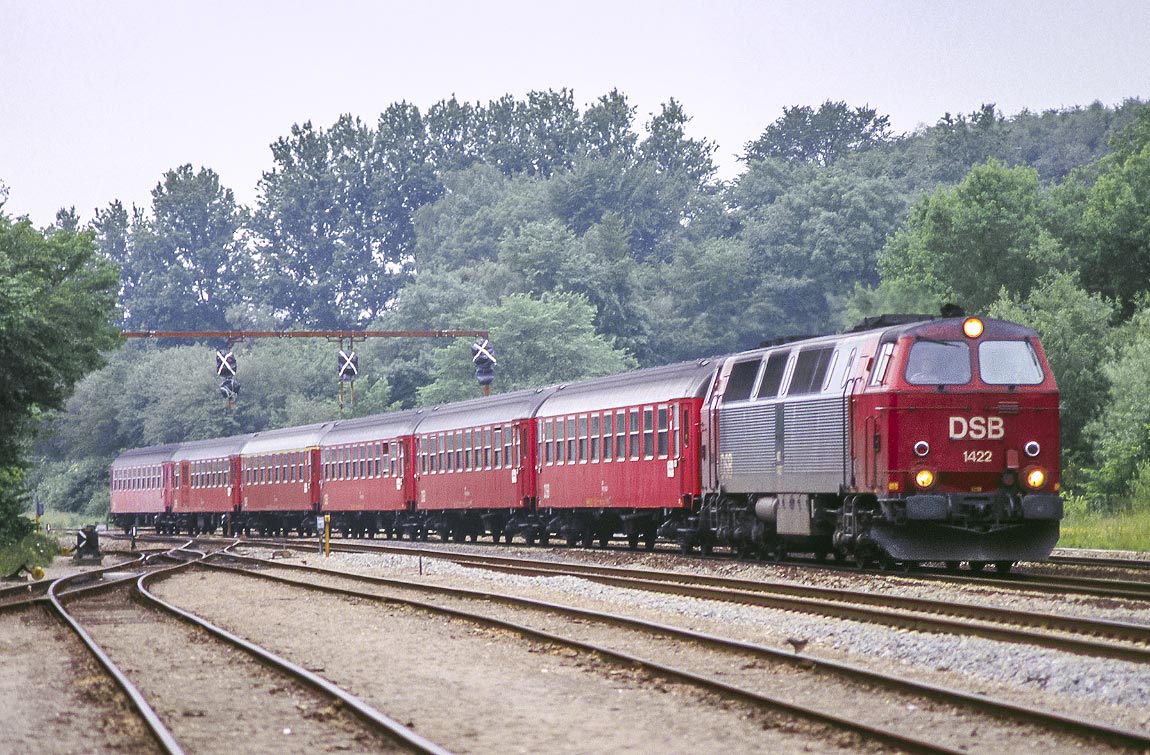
[1058,502,1150,551]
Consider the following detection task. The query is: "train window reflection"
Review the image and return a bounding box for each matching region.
[979,341,1044,385]
[905,341,971,385]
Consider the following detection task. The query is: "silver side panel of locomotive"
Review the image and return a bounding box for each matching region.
[718,397,847,492]
[706,332,874,498]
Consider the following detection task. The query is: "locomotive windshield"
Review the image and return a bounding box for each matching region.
[978,340,1045,385]
[904,340,971,385]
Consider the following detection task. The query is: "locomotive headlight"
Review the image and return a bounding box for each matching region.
[962,317,984,338]
[1024,467,1047,490]
[914,469,936,489]
[913,441,930,457]
[1024,441,1041,458]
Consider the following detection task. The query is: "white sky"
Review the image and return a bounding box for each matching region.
[2,0,1148,228]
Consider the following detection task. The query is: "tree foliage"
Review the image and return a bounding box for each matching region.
[744,100,892,166]
[0,213,119,541]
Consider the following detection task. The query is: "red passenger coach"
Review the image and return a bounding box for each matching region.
[168,435,249,535]
[237,422,334,536]
[110,444,179,530]
[411,388,558,543]
[534,361,717,548]
[319,411,421,537]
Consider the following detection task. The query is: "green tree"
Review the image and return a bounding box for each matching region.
[0,213,119,541]
[416,292,636,405]
[878,160,1048,313]
[988,273,1116,474]
[252,111,440,327]
[1080,305,1150,508]
[1076,109,1150,317]
[744,100,892,167]
[123,165,250,331]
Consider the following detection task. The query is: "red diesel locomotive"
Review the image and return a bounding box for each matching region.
[110,315,1062,571]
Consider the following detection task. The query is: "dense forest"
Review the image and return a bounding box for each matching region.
[7,91,1150,524]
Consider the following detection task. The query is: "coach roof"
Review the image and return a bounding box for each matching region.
[536,360,718,417]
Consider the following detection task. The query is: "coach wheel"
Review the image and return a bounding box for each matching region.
[678,536,693,555]
[627,532,639,550]
[524,532,536,546]
[944,561,961,573]
[598,532,610,549]
[565,533,579,547]
[994,560,1014,575]
[968,561,987,574]
[813,549,829,564]
[643,530,656,551]
[539,532,550,546]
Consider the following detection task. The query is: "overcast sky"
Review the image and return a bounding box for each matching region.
[2,0,1148,228]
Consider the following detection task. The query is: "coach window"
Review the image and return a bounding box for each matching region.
[578,416,588,462]
[628,409,640,460]
[491,426,502,468]
[562,417,573,464]
[590,414,601,462]
[657,406,669,457]
[615,410,627,460]
[504,424,513,468]
[602,413,613,461]
[643,407,655,458]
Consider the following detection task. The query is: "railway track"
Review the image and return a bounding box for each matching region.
[1,542,453,755]
[196,549,1150,754]
[224,536,1150,664]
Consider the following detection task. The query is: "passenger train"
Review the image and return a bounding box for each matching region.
[110,315,1063,572]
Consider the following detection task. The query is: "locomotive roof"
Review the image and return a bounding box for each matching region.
[323,410,424,445]
[173,434,253,461]
[413,385,560,433]
[241,421,337,455]
[111,443,182,468]
[536,360,718,416]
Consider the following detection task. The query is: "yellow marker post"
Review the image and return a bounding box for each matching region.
[324,514,331,557]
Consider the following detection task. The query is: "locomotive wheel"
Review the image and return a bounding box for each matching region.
[768,542,786,563]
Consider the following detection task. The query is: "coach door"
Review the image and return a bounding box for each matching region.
[174,461,190,511]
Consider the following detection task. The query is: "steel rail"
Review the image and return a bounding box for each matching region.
[48,567,187,755]
[207,554,1150,752]
[234,538,1150,663]
[425,552,1150,661]
[136,567,456,755]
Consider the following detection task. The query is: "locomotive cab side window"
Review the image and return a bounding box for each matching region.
[724,359,760,402]
[787,346,835,395]
[978,341,1045,385]
[755,352,788,399]
[869,342,895,386]
[905,340,971,385]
